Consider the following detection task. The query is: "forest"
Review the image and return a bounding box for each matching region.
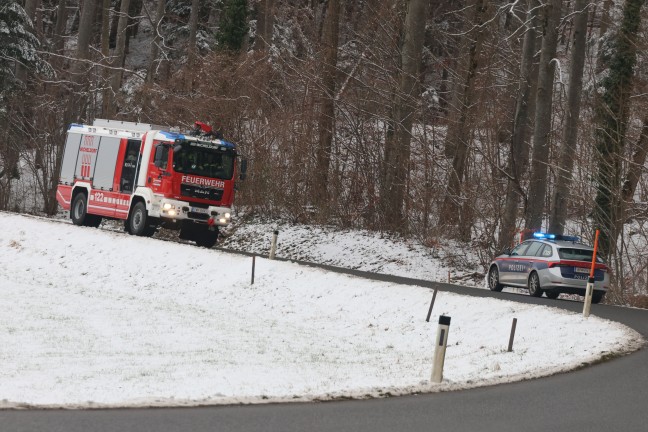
[0,0,647,304]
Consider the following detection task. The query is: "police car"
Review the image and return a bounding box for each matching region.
[488,233,609,303]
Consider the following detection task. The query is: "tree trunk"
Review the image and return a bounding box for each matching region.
[147,0,165,84]
[53,0,69,55]
[255,0,275,50]
[620,118,648,205]
[75,0,99,68]
[498,0,540,250]
[186,0,200,91]
[379,0,429,231]
[548,0,589,235]
[16,0,39,81]
[523,0,562,237]
[313,0,340,208]
[595,0,614,74]
[593,0,644,258]
[438,0,490,229]
[108,0,131,116]
[101,0,111,116]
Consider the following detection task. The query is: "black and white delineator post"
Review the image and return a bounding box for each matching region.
[583,230,600,318]
[431,315,451,383]
[583,276,595,317]
[269,230,279,260]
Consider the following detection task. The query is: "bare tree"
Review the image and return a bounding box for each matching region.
[313,0,340,208]
[379,0,429,231]
[548,0,590,235]
[255,0,276,50]
[439,0,491,232]
[498,0,540,249]
[107,0,131,116]
[593,0,646,258]
[186,0,200,91]
[523,0,562,236]
[146,0,166,84]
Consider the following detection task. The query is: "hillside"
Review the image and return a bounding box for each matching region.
[0,212,642,408]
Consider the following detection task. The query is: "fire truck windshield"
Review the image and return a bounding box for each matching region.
[172,141,235,180]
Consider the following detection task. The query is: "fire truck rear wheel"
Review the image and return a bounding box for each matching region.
[71,192,89,226]
[128,202,149,236]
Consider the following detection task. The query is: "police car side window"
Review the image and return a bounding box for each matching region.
[510,243,529,256]
[539,244,553,257]
[523,241,543,256]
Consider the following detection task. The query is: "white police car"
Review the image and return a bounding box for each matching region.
[488,233,609,303]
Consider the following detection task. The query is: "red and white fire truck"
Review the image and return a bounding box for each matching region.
[56,119,246,247]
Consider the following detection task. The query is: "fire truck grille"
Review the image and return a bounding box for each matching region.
[188,212,210,221]
[181,184,224,201]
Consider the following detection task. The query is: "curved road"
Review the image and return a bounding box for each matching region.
[2,263,647,432]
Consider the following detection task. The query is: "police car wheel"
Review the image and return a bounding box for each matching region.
[488,266,504,292]
[592,291,605,304]
[545,291,560,300]
[528,272,543,297]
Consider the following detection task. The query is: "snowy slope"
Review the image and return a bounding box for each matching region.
[0,212,643,408]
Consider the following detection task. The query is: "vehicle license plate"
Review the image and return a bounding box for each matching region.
[191,207,208,214]
[574,267,590,274]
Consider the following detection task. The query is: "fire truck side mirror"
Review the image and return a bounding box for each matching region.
[239,158,248,181]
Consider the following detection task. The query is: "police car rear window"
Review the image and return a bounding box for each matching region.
[558,248,604,263]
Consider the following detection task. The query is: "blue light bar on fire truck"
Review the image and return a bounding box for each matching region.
[533,232,580,242]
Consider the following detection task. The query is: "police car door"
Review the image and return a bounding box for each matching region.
[513,241,544,285]
[500,242,530,284]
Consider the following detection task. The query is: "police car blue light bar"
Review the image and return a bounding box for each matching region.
[533,232,580,242]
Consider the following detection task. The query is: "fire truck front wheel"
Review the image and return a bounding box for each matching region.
[128,202,150,236]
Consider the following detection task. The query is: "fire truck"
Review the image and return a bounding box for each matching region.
[56,119,246,247]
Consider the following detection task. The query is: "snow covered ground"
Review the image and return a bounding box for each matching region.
[0,212,643,409]
[219,217,484,286]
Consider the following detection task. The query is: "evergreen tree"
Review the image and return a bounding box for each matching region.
[0,0,44,107]
[217,0,248,51]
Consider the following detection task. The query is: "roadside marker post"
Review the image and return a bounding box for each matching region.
[251,255,256,285]
[425,288,439,322]
[269,230,279,260]
[583,230,600,318]
[507,318,518,352]
[431,315,451,383]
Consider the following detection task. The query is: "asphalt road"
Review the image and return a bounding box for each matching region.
[2,264,647,432]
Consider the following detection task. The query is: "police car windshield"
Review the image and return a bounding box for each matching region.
[558,247,605,263]
[172,141,234,180]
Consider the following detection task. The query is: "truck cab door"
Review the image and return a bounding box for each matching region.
[148,142,173,195]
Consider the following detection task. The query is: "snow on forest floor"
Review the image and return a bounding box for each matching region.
[0,212,644,409]
[218,216,485,287]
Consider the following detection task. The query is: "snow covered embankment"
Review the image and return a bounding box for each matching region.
[0,213,643,408]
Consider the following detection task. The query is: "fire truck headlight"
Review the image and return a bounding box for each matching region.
[225,212,231,219]
[168,209,177,216]
[219,218,227,224]
[163,203,173,210]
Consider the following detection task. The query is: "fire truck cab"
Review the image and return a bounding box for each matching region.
[56,119,244,247]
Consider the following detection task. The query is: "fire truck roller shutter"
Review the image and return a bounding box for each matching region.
[59,132,82,184]
[93,136,121,190]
